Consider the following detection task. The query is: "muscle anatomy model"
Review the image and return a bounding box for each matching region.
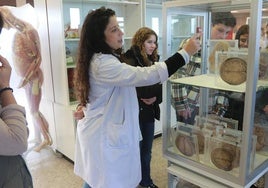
[0,6,52,152]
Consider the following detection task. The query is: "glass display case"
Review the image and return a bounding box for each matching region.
[162,0,268,187]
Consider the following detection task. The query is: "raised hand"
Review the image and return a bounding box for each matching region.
[0,55,11,88]
[183,33,201,56]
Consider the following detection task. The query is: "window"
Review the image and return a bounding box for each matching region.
[117,17,124,33]
[152,17,159,35]
[70,8,80,29]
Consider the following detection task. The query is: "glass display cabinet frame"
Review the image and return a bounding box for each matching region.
[162,0,268,187]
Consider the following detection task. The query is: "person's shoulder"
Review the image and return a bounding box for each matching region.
[122,49,137,66]
[92,53,121,68]
[124,49,135,58]
[93,53,116,61]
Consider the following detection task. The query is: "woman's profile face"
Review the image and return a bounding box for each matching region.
[143,34,157,55]
[104,15,124,50]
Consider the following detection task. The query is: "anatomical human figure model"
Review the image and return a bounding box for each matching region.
[0,6,52,152]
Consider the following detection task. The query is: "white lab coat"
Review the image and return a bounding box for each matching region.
[74,53,168,188]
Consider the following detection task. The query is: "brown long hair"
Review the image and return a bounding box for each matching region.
[73,7,117,105]
[131,27,159,66]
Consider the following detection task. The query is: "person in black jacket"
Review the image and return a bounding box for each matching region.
[122,27,161,188]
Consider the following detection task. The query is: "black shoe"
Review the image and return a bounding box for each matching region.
[146,183,158,188]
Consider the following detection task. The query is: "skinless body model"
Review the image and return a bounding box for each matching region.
[0,6,52,151]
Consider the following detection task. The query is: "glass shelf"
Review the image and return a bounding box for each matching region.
[170,74,268,93]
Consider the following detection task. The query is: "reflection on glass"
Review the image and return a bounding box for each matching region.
[171,15,201,54]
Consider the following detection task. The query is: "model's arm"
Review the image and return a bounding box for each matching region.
[0,55,28,155]
[0,7,26,33]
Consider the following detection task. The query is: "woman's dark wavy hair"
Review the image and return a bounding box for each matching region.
[74,7,116,105]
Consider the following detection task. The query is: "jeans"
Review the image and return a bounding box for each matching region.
[83,182,91,188]
[139,121,155,186]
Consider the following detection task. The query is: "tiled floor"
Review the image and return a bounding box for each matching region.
[24,137,168,188]
[24,143,84,188]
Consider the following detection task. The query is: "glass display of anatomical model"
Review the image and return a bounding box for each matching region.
[0,5,52,152]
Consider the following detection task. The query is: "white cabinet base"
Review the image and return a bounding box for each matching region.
[167,164,264,188]
[54,103,77,161]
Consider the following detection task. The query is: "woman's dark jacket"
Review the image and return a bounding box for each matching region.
[123,46,162,122]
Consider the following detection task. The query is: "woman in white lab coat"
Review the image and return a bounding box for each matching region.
[73,7,200,188]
